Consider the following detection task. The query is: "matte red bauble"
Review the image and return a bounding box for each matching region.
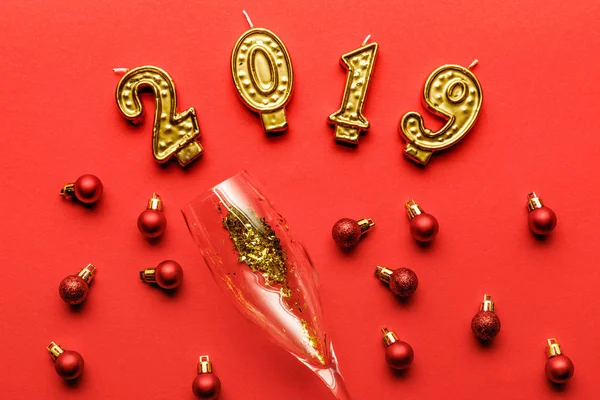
[527,192,557,236]
[60,174,103,204]
[138,193,167,238]
[381,328,413,370]
[406,200,438,242]
[140,260,183,290]
[47,342,84,380]
[192,356,221,399]
[545,339,574,383]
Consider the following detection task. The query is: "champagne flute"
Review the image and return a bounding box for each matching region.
[182,171,351,400]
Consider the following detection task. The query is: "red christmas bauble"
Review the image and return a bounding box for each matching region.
[528,207,557,236]
[58,276,89,305]
[409,213,439,242]
[192,373,221,399]
[155,260,183,289]
[385,341,414,370]
[389,268,418,297]
[54,350,84,380]
[138,209,167,238]
[74,174,103,204]
[545,355,574,383]
[471,311,501,340]
[332,218,362,249]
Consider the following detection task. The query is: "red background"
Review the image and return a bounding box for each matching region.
[1,0,599,399]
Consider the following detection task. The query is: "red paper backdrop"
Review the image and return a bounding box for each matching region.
[1,0,599,399]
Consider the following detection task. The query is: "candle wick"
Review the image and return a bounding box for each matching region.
[242,10,254,28]
[362,34,371,46]
[468,59,479,70]
[113,68,129,74]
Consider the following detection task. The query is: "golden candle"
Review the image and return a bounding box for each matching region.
[115,66,203,167]
[328,36,378,145]
[400,61,482,165]
[231,11,294,133]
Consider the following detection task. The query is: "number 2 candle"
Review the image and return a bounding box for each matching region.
[400,61,482,165]
[231,11,294,134]
[328,36,378,146]
[115,66,203,167]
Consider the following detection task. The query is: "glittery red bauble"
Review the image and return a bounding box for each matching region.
[74,174,103,204]
[332,218,362,249]
[471,311,501,340]
[55,350,84,380]
[192,373,221,399]
[385,341,414,370]
[138,209,167,238]
[155,260,183,289]
[528,207,557,236]
[389,268,418,297]
[545,355,574,383]
[58,276,89,305]
[410,213,439,242]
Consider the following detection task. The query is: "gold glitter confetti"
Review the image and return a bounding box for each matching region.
[302,319,325,365]
[223,207,288,286]
[222,205,325,364]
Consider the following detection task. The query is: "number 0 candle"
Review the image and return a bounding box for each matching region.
[400,61,482,165]
[231,11,294,133]
[328,36,378,146]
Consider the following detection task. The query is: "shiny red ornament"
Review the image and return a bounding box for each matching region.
[47,342,84,381]
[331,217,374,249]
[60,174,103,204]
[375,266,418,298]
[545,338,574,383]
[140,260,183,290]
[406,200,438,242]
[527,192,557,236]
[381,328,413,370]
[471,294,501,340]
[138,193,167,238]
[192,356,221,399]
[59,264,97,305]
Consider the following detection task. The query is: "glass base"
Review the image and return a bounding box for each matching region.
[300,342,352,400]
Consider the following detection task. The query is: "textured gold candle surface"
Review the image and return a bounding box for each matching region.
[231,28,293,133]
[116,66,203,167]
[400,64,482,165]
[328,42,378,145]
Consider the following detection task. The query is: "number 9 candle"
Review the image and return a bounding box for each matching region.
[328,36,378,145]
[400,61,482,165]
[231,11,294,133]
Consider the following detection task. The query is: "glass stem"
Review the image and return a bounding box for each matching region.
[310,365,352,400]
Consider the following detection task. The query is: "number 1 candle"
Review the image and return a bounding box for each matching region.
[231,11,294,134]
[328,36,378,146]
